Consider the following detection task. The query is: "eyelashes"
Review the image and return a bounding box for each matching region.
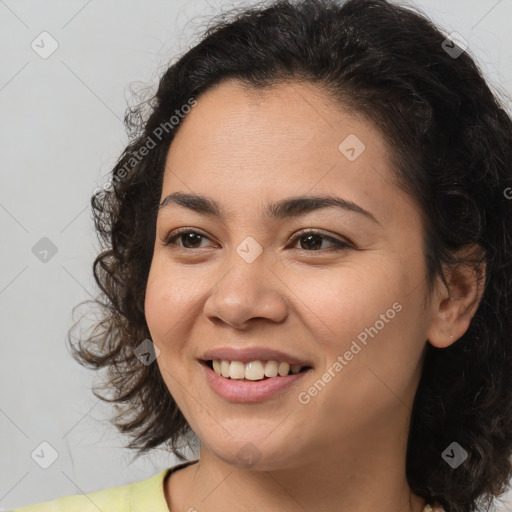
[163,228,352,252]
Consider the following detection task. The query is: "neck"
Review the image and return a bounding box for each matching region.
[166,421,427,512]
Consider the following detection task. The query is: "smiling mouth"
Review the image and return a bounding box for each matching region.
[201,359,312,382]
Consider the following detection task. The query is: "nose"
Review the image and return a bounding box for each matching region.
[202,252,288,329]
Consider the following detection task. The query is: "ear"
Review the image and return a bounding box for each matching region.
[426,244,486,348]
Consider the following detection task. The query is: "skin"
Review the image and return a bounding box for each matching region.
[144,79,485,512]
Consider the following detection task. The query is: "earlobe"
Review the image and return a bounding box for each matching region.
[426,245,486,349]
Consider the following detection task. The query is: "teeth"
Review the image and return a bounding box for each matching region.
[245,361,265,380]
[290,364,302,374]
[229,361,246,379]
[220,360,230,378]
[264,360,278,377]
[210,360,306,380]
[278,362,290,376]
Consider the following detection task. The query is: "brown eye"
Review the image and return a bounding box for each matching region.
[163,228,351,252]
[290,230,351,251]
[164,229,212,249]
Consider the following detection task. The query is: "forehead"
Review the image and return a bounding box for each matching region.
[169,79,367,162]
[160,79,416,229]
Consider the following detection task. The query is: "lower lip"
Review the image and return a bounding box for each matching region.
[200,361,311,403]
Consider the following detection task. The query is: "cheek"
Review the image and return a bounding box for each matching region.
[144,267,166,336]
[293,255,423,398]
[145,257,188,320]
[288,261,400,348]
[292,265,424,434]
[144,257,210,358]
[144,261,185,345]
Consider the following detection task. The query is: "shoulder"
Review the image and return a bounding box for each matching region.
[11,468,170,512]
[11,484,129,512]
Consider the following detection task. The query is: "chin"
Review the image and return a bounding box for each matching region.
[203,432,309,471]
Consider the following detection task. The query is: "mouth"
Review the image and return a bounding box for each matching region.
[199,358,314,403]
[200,359,313,381]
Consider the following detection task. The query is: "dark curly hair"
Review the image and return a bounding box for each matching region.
[67,1,512,511]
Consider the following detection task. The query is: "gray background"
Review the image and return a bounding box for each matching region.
[1,0,511,510]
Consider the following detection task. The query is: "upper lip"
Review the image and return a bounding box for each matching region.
[200,347,313,367]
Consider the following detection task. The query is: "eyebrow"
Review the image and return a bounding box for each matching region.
[158,192,380,225]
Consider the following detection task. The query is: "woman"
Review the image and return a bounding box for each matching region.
[14,0,512,511]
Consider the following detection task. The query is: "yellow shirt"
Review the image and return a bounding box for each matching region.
[13,459,445,512]
[12,460,198,512]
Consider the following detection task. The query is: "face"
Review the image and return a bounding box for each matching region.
[144,79,432,470]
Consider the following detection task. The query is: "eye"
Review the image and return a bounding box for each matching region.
[163,228,213,249]
[163,228,351,252]
[289,229,351,252]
